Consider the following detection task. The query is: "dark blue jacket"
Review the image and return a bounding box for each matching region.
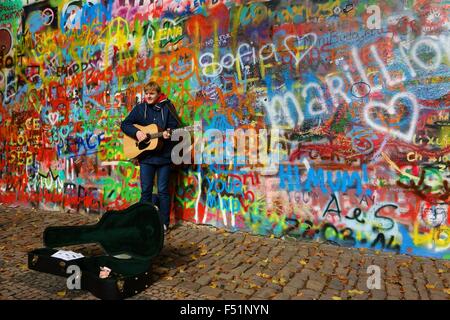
[121,98,180,164]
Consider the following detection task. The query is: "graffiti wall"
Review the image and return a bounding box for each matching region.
[0,0,449,259]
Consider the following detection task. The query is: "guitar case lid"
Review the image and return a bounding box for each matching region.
[43,202,163,261]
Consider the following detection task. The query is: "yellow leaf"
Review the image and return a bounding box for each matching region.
[425,284,435,289]
[299,259,307,265]
[279,278,287,285]
[256,272,271,279]
[56,290,66,297]
[164,276,173,281]
[443,288,450,295]
[348,289,364,295]
[270,234,275,238]
[19,264,27,271]
[198,264,207,269]
[332,296,342,300]
[263,258,269,263]
[210,282,217,288]
[191,255,197,261]
[200,249,208,256]
[249,283,261,289]
[271,279,279,284]
[438,269,445,274]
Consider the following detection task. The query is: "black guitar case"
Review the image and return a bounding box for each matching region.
[27,202,164,299]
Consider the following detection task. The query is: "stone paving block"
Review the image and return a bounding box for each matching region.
[369,290,387,300]
[272,293,292,300]
[217,272,234,281]
[297,289,320,300]
[277,269,294,280]
[287,274,306,289]
[403,292,420,300]
[264,282,283,291]
[196,275,212,286]
[306,279,325,292]
[328,279,345,291]
[235,287,255,297]
[178,281,201,291]
[282,285,298,296]
[198,286,222,298]
[253,287,278,299]
[221,291,247,300]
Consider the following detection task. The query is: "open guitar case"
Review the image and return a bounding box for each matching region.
[27,202,164,300]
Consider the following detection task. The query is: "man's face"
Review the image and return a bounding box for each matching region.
[144,89,160,104]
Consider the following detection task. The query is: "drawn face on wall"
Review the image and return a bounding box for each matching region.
[169,47,195,81]
[420,203,448,228]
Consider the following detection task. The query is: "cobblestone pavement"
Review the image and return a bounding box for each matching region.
[0,205,449,300]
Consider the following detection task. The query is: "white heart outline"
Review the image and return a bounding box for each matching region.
[48,112,59,126]
[283,32,317,66]
[363,92,419,142]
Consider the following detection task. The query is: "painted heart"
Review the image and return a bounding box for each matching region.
[48,112,59,125]
[363,93,419,142]
[283,32,317,66]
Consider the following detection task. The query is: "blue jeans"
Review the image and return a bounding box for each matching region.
[139,163,171,226]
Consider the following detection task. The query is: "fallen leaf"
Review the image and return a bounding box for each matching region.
[198,263,207,269]
[19,264,27,271]
[56,290,66,297]
[279,277,287,285]
[332,296,342,300]
[249,283,261,289]
[437,269,445,274]
[0,246,5,250]
[299,259,307,265]
[425,284,435,289]
[191,255,197,261]
[210,282,217,288]
[164,276,173,281]
[270,234,275,238]
[256,272,271,279]
[199,249,208,256]
[443,288,450,295]
[348,289,364,295]
[400,262,410,267]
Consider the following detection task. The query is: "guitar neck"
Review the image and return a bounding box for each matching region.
[148,126,196,139]
[148,132,164,139]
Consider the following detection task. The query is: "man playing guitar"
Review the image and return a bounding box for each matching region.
[120,81,181,233]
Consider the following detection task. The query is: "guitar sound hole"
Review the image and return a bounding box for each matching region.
[138,140,150,150]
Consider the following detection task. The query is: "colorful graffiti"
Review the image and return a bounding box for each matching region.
[0,0,449,259]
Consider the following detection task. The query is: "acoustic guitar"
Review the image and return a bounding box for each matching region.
[123,123,197,159]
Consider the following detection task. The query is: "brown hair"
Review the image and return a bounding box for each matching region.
[144,81,161,93]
